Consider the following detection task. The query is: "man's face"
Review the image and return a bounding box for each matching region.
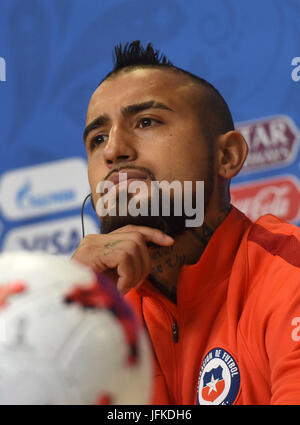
[84,68,215,235]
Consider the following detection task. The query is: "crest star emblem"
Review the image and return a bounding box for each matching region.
[197,348,240,405]
[206,375,219,395]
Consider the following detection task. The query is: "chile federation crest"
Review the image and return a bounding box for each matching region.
[197,347,240,405]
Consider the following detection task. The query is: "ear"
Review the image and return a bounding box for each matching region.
[216,131,248,179]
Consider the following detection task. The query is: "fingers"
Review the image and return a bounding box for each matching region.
[111,225,174,246]
[116,239,152,294]
[95,239,151,294]
[72,225,175,295]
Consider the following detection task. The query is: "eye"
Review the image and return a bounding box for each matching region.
[89,134,108,150]
[137,117,160,128]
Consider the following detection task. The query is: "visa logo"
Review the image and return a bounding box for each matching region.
[2,216,99,256]
[18,229,81,255]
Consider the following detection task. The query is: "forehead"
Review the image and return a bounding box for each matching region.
[86,68,202,122]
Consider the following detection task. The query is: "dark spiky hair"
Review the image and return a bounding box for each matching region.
[113,40,173,71]
[99,40,235,145]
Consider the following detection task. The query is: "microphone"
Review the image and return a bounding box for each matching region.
[81,193,92,238]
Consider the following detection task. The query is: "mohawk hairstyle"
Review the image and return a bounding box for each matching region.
[100,40,235,144]
[113,40,173,71]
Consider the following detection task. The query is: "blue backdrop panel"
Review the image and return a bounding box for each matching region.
[0,0,300,256]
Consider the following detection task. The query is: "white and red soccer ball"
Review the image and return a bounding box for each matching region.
[0,251,152,404]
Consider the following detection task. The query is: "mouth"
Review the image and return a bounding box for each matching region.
[106,169,152,190]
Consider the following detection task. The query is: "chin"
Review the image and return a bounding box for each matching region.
[100,213,187,238]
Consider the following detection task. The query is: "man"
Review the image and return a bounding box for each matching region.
[73,41,300,405]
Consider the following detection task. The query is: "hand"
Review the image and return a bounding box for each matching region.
[72,225,174,295]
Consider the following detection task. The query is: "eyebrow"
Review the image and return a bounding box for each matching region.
[83,100,174,143]
[83,115,109,144]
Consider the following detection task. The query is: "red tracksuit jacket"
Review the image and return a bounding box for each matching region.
[125,206,300,405]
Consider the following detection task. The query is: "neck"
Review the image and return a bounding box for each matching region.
[149,205,231,303]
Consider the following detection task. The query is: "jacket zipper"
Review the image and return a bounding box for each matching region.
[141,297,181,403]
[172,320,179,343]
[171,318,182,404]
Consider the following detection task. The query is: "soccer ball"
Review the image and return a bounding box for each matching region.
[0,251,152,405]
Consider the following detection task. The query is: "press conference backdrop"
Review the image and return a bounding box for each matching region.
[0,0,300,257]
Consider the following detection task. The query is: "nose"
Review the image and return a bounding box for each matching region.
[103,125,137,167]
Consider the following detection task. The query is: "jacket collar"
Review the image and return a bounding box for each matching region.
[178,206,251,303]
[136,206,252,312]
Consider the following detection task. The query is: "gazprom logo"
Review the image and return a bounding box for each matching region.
[0,57,6,82]
[16,180,75,210]
[0,158,89,220]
